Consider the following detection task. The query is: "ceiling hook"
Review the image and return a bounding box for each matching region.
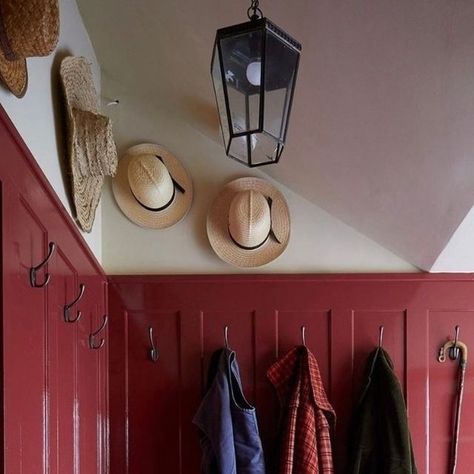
[247,0,263,20]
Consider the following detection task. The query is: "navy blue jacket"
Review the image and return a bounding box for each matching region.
[193,348,266,474]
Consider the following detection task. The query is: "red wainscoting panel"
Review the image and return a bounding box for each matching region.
[108,274,474,474]
[0,105,108,474]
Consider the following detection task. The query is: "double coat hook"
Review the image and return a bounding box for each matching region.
[30,242,56,288]
[64,283,85,323]
[89,315,108,350]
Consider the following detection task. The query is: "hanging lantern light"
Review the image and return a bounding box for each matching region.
[211,0,301,167]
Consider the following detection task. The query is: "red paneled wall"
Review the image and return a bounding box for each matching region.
[0,106,109,474]
[109,274,474,474]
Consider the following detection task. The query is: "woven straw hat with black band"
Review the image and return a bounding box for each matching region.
[207,177,290,268]
[112,143,193,229]
[0,0,59,97]
[60,56,118,233]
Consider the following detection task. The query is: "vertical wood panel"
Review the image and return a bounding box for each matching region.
[330,309,354,472]
[77,278,101,474]
[3,188,48,474]
[406,308,429,474]
[48,249,77,474]
[180,309,202,473]
[127,310,181,473]
[99,280,110,474]
[254,309,278,469]
[108,292,128,474]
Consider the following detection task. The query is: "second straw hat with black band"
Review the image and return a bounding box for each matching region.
[207,177,291,268]
[0,0,59,97]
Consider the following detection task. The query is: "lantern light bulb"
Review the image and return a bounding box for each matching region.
[246,61,261,86]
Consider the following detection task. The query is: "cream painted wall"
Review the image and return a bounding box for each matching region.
[431,205,474,272]
[0,0,102,260]
[102,78,417,274]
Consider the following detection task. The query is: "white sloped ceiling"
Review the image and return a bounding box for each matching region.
[77,0,474,271]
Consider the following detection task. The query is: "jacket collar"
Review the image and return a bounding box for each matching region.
[267,346,336,422]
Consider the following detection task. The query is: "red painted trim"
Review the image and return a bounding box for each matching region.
[109,273,474,285]
[0,105,105,277]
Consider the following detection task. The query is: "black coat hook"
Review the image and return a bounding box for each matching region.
[89,315,108,350]
[30,242,56,288]
[64,283,85,323]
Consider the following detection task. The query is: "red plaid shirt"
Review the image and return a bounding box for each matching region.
[267,346,336,474]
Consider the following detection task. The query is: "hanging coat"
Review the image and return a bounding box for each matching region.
[348,348,418,474]
[267,346,336,474]
[193,348,266,474]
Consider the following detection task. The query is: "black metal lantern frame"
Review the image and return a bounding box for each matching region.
[211,8,301,167]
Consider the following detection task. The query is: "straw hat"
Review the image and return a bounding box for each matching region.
[0,0,59,97]
[112,143,193,229]
[207,177,290,267]
[60,56,118,232]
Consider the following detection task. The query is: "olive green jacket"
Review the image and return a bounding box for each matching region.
[348,348,418,474]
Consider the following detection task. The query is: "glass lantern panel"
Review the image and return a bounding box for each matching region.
[263,29,299,141]
[228,134,254,165]
[249,131,280,166]
[211,44,230,148]
[219,30,263,135]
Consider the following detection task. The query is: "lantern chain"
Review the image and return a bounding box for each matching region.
[247,0,263,20]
